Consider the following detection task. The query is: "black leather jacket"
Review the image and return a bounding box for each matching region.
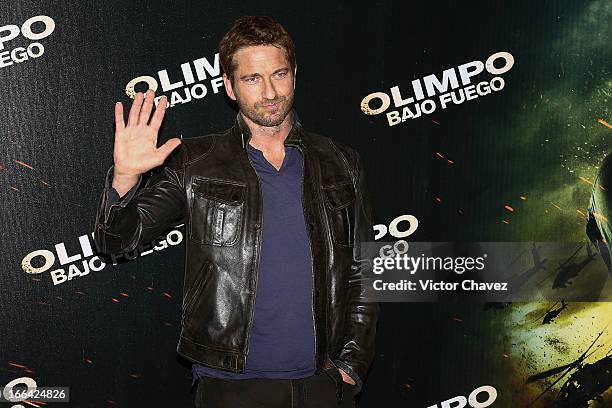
[93,109,379,394]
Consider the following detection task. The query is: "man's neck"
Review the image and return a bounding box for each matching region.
[242,111,293,152]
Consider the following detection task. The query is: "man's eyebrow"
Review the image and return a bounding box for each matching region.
[239,67,290,80]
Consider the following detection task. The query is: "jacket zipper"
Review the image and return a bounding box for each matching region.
[243,138,263,364]
[297,144,317,373]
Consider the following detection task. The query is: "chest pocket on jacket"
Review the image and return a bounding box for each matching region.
[322,182,356,247]
[190,178,246,246]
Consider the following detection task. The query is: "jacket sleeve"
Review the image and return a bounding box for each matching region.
[93,143,188,255]
[102,171,142,220]
[332,150,380,394]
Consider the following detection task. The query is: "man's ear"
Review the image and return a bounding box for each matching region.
[223,73,237,101]
[293,65,297,90]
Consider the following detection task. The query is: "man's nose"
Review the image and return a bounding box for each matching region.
[262,78,277,100]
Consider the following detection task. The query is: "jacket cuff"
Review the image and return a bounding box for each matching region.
[103,165,142,223]
[331,358,363,395]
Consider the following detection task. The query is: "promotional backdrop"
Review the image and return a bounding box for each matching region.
[1,1,611,407]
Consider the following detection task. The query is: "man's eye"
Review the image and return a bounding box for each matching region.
[245,77,257,83]
[275,72,287,78]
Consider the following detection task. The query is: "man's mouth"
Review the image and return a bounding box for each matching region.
[261,101,280,109]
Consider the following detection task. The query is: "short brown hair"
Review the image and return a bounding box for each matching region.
[219,16,296,83]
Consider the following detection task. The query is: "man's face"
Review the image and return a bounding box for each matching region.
[223,44,295,127]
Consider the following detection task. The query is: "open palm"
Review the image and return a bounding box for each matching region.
[113,89,181,178]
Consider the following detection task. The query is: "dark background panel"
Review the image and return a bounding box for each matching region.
[1,0,609,406]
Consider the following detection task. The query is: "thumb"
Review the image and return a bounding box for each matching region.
[157,137,182,160]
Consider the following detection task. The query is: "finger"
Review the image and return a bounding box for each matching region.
[149,96,168,131]
[127,92,144,127]
[138,89,155,125]
[114,102,125,134]
[156,137,182,161]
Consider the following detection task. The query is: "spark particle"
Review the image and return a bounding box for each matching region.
[14,160,34,170]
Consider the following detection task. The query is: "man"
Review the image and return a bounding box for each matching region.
[586,152,612,275]
[94,16,379,407]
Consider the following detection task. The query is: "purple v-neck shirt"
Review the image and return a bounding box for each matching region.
[191,142,315,385]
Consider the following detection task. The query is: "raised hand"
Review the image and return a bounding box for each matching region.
[112,89,181,197]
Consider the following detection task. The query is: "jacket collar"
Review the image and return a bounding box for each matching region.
[235,108,303,149]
